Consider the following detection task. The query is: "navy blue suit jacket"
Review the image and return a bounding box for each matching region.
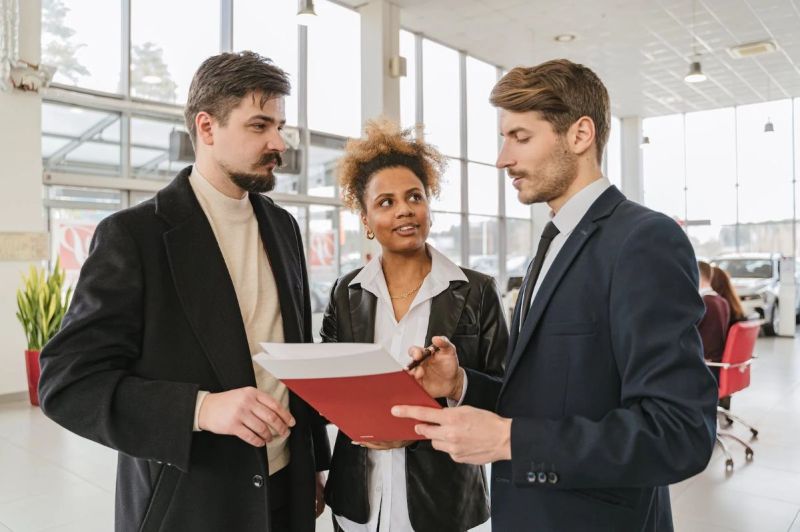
[464,186,717,531]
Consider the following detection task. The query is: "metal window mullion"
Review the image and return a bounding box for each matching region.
[296,24,312,262]
[734,107,740,252]
[121,0,131,98]
[334,207,342,276]
[682,113,688,234]
[220,0,233,52]
[121,111,131,178]
[459,52,469,267]
[298,24,309,198]
[791,98,797,259]
[495,66,507,285]
[414,33,423,140]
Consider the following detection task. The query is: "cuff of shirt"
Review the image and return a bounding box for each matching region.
[446,369,468,407]
[193,391,210,432]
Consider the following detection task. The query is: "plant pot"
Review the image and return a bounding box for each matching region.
[25,350,41,406]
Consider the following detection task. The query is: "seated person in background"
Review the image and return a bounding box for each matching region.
[711,265,747,409]
[698,261,731,380]
[711,265,747,326]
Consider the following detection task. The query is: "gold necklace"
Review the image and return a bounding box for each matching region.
[389,279,424,300]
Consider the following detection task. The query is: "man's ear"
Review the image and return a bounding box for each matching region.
[195,112,215,146]
[569,116,596,157]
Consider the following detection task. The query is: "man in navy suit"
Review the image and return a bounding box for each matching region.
[393,59,717,531]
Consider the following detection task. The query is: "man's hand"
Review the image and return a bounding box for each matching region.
[198,387,295,447]
[406,336,464,401]
[391,405,511,465]
[352,440,414,451]
[315,472,326,518]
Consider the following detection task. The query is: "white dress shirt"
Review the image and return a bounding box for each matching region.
[334,245,468,532]
[525,178,612,316]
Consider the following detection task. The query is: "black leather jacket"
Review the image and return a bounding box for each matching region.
[320,265,508,532]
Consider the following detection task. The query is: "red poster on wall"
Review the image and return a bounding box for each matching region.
[55,222,97,271]
[310,231,335,267]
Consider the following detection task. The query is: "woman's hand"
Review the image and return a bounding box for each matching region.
[406,336,464,401]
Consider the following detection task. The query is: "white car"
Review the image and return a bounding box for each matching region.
[712,253,800,336]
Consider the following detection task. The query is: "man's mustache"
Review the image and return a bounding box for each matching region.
[257,152,283,168]
[507,169,528,179]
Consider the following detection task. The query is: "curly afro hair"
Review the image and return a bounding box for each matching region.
[338,119,447,212]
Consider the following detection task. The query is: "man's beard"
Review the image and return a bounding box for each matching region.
[510,140,578,205]
[221,152,283,194]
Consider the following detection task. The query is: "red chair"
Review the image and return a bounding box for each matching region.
[705,320,760,472]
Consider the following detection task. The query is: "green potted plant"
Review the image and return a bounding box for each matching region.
[15,258,72,406]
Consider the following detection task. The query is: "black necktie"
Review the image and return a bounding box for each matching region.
[519,221,560,325]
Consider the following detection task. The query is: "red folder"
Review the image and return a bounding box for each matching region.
[255,343,442,441]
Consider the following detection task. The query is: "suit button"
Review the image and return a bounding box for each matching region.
[537,472,547,484]
[548,472,559,484]
[252,475,264,488]
[526,471,537,483]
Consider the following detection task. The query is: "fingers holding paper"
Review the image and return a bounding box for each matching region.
[198,386,295,447]
[391,404,512,465]
[406,336,464,401]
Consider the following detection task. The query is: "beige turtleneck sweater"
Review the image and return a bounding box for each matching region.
[189,167,290,475]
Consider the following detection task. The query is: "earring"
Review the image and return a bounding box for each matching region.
[366,229,375,240]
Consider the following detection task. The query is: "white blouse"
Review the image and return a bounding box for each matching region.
[334,245,468,532]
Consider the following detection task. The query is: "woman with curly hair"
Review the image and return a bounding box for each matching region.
[320,120,508,532]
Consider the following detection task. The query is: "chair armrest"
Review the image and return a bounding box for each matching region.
[705,360,753,372]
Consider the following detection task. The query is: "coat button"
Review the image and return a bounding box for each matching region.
[252,475,264,488]
[526,471,537,483]
[537,472,547,484]
[548,472,559,484]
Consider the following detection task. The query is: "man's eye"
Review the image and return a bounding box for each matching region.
[517,137,530,144]
[253,124,266,131]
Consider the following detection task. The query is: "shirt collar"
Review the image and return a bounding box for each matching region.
[550,177,612,236]
[350,244,467,302]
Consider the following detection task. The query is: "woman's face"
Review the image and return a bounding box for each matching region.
[361,166,431,255]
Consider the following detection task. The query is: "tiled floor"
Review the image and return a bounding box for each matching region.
[1,332,799,531]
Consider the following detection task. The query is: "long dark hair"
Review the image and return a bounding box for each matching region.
[711,266,746,321]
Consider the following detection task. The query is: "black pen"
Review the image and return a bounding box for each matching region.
[405,344,440,371]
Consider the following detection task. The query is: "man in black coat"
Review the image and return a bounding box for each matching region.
[394,59,718,531]
[38,52,330,532]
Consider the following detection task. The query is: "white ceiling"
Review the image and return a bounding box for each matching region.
[341,0,800,118]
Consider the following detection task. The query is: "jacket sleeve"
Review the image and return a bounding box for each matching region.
[461,277,507,410]
[319,278,340,344]
[38,214,199,472]
[508,214,718,489]
[478,276,508,379]
[290,213,331,471]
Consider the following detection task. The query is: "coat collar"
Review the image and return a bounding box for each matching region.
[157,166,305,390]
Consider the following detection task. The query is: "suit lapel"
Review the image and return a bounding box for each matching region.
[502,186,626,391]
[425,280,469,344]
[158,169,256,390]
[251,197,305,343]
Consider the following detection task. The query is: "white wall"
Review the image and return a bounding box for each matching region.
[0,0,44,396]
